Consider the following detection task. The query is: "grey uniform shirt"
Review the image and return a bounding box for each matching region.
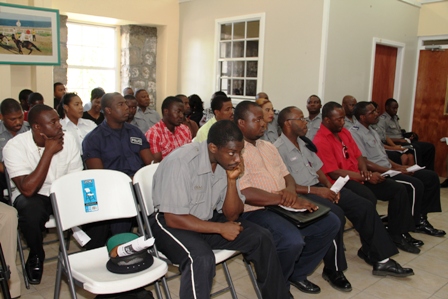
[344,116,358,129]
[152,141,245,221]
[0,121,30,161]
[133,107,161,134]
[261,116,281,144]
[305,113,322,140]
[377,112,402,139]
[349,124,392,168]
[274,133,322,186]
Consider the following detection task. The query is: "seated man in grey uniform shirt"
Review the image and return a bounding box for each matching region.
[150,120,290,299]
[0,98,30,193]
[350,101,445,237]
[274,106,412,292]
[377,98,435,170]
[342,95,358,129]
[133,89,161,134]
[305,95,322,140]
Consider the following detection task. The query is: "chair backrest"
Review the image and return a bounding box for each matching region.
[50,169,138,231]
[133,164,159,217]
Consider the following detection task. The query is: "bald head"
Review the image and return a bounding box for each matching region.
[256,92,269,100]
[342,95,357,118]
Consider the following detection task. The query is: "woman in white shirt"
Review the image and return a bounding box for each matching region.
[58,92,96,153]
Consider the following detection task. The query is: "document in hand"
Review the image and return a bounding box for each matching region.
[406,165,425,173]
[381,170,401,178]
[330,175,350,193]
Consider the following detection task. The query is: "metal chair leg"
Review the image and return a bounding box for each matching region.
[244,258,262,299]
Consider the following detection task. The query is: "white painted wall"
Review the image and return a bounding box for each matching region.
[324,0,420,130]
[418,1,448,36]
[178,0,326,113]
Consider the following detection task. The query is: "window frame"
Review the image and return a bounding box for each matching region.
[214,13,265,102]
[66,21,119,103]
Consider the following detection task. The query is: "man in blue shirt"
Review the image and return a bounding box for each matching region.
[82,92,155,249]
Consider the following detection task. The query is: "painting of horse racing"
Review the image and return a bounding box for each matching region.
[0,3,60,65]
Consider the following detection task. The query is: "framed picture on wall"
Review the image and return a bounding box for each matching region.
[0,3,60,65]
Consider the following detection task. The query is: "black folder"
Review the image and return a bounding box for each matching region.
[266,199,331,227]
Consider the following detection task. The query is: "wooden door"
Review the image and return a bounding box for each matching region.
[413,50,448,177]
[371,44,397,115]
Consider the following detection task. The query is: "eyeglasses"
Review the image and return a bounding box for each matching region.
[287,118,308,123]
[342,142,349,159]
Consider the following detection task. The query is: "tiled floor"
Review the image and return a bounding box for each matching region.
[4,180,448,299]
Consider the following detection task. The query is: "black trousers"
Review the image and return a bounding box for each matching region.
[344,179,414,235]
[151,212,290,299]
[308,187,398,267]
[13,194,52,260]
[82,219,133,250]
[412,141,435,171]
[393,170,441,222]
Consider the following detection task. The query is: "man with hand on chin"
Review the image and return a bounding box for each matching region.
[151,120,290,299]
[3,105,82,285]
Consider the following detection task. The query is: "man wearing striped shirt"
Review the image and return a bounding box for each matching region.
[146,96,191,162]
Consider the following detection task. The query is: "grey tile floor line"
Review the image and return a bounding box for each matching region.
[3,179,448,299]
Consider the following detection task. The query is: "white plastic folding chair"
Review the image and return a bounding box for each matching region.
[133,164,262,299]
[50,169,169,299]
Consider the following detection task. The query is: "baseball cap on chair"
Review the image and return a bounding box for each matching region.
[106,233,154,274]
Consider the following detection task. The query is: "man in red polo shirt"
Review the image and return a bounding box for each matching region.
[313,102,422,255]
[145,96,192,162]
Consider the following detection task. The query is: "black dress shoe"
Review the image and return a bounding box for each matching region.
[372,259,414,277]
[357,248,373,266]
[289,279,321,294]
[25,255,43,285]
[402,233,424,247]
[392,235,420,254]
[441,178,448,188]
[414,217,446,237]
[322,268,352,292]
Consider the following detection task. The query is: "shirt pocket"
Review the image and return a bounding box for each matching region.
[288,155,306,174]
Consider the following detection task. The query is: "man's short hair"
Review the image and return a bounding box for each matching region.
[175,94,187,99]
[101,92,121,111]
[18,89,33,102]
[278,106,296,129]
[161,96,183,112]
[385,98,397,108]
[370,101,378,109]
[233,101,259,123]
[211,96,231,114]
[134,89,147,97]
[212,91,227,99]
[322,101,342,118]
[124,94,136,101]
[1,98,22,115]
[307,94,321,103]
[28,104,54,126]
[353,101,372,120]
[53,82,64,92]
[91,87,105,101]
[207,120,243,147]
[27,92,44,105]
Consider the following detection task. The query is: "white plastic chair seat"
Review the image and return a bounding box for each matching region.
[158,249,238,267]
[68,246,168,294]
[45,215,56,228]
[213,250,239,264]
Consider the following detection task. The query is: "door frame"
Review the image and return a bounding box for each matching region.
[409,34,448,129]
[368,38,405,104]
